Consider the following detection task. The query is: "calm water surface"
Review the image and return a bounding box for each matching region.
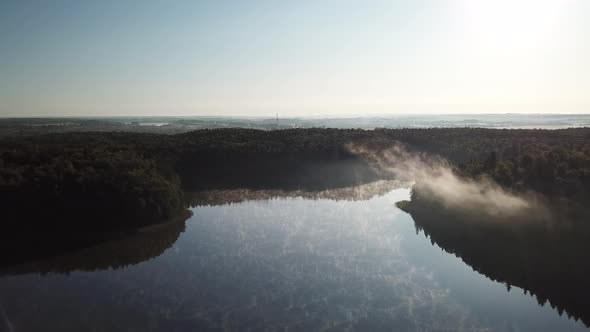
[0,184,586,331]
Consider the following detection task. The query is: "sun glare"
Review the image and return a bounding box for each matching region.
[453,0,566,50]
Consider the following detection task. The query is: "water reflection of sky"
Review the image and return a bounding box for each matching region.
[0,187,587,331]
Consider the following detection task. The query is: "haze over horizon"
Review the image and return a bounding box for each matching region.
[1,0,589,117]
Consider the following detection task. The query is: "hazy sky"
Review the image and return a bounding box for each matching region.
[1,0,589,117]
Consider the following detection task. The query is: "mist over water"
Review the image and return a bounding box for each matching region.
[348,143,545,218]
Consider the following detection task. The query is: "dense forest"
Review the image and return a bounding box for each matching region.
[379,128,590,199]
[1,128,589,232]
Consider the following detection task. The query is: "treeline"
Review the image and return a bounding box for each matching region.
[1,127,589,230]
[0,129,382,231]
[1,142,184,231]
[377,128,590,199]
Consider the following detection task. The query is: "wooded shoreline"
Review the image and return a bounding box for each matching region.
[1,127,588,230]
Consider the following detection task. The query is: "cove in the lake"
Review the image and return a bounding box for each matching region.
[0,181,587,331]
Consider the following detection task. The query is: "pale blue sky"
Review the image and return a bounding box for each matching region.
[1,0,589,116]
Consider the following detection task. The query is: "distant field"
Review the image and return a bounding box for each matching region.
[0,114,589,136]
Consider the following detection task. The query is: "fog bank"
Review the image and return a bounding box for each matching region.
[348,143,545,218]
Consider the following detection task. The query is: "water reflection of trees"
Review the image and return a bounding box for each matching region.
[187,180,409,206]
[0,179,407,275]
[398,189,590,327]
[0,211,190,276]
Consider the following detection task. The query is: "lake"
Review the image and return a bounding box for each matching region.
[0,181,587,331]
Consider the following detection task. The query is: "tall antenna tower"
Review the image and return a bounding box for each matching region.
[276,113,279,130]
